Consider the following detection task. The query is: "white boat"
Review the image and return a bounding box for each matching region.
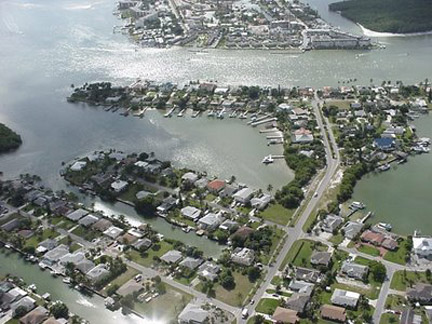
[62,277,72,285]
[28,284,37,292]
[350,201,365,210]
[262,155,274,164]
[192,110,201,118]
[378,164,391,172]
[217,108,226,119]
[377,223,392,231]
[207,110,215,117]
[177,109,185,117]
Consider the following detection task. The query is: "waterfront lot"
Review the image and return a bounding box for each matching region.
[383,239,410,265]
[258,203,295,225]
[101,267,139,296]
[126,241,174,267]
[133,284,192,321]
[279,239,327,270]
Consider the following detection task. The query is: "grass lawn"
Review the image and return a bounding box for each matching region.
[247,317,272,324]
[280,239,327,270]
[260,228,285,265]
[390,270,431,291]
[326,100,353,110]
[384,294,405,311]
[205,193,217,202]
[24,228,59,248]
[256,298,281,315]
[101,267,139,295]
[271,276,283,286]
[380,313,400,324]
[126,241,174,267]
[56,219,76,230]
[213,271,255,307]
[133,284,192,321]
[5,319,20,324]
[383,239,410,265]
[358,244,380,257]
[259,204,295,226]
[329,233,344,245]
[71,225,99,242]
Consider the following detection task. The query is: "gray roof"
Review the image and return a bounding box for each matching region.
[310,251,332,266]
[178,302,209,324]
[295,267,321,283]
[43,245,69,262]
[132,238,152,251]
[160,250,182,264]
[197,261,221,281]
[66,208,88,221]
[288,280,314,295]
[75,259,95,274]
[285,293,310,313]
[37,239,58,251]
[1,218,21,232]
[179,257,203,270]
[341,261,368,280]
[321,214,343,233]
[331,289,360,308]
[78,214,99,227]
[342,221,363,239]
[407,284,432,303]
[86,264,110,282]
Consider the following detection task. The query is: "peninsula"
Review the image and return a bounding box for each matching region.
[114,0,371,50]
[0,123,22,153]
[329,0,432,34]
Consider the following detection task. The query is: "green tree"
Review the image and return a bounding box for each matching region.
[51,302,69,319]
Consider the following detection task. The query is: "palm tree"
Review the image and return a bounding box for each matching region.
[267,184,273,193]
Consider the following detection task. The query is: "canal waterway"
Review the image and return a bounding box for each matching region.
[0,248,148,324]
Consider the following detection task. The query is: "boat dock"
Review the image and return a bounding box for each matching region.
[164,107,176,117]
[266,133,284,139]
[251,117,277,127]
[260,128,279,133]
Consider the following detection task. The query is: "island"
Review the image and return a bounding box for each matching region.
[0,123,22,153]
[329,0,432,34]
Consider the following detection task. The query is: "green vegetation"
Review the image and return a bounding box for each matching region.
[390,270,432,291]
[0,123,22,153]
[259,203,295,225]
[357,244,380,257]
[329,0,432,34]
[101,267,139,295]
[383,239,411,265]
[380,313,400,324]
[126,241,174,267]
[279,239,327,270]
[213,271,255,307]
[24,228,59,249]
[255,298,281,315]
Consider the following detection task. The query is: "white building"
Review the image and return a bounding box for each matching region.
[413,237,432,258]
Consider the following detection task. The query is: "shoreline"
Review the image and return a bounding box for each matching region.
[358,23,432,38]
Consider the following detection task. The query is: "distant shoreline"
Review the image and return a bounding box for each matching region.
[358,24,432,38]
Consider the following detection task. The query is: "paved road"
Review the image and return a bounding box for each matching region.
[240,94,341,322]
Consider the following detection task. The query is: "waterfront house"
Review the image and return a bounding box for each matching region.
[194,178,209,189]
[59,251,86,269]
[219,219,239,232]
[19,306,49,324]
[219,184,239,198]
[178,302,209,324]
[342,221,363,240]
[340,261,368,281]
[272,307,299,324]
[92,218,113,232]
[66,208,88,222]
[407,284,432,304]
[291,128,314,143]
[331,289,360,308]
[132,238,152,251]
[78,214,99,227]
[157,196,177,214]
[320,305,346,323]
[70,161,87,172]
[361,230,385,246]
[11,296,35,316]
[181,206,202,221]
[86,264,110,283]
[412,237,432,258]
[181,172,199,184]
[206,179,226,193]
[310,251,332,267]
[36,239,58,253]
[135,190,151,200]
[197,261,221,281]
[321,214,343,233]
[75,259,95,274]
[41,245,69,267]
[233,187,255,204]
[250,194,271,210]
[197,213,224,231]
[160,250,183,264]
[110,180,128,193]
[103,226,124,239]
[179,257,204,270]
[374,138,395,151]
[231,247,255,266]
